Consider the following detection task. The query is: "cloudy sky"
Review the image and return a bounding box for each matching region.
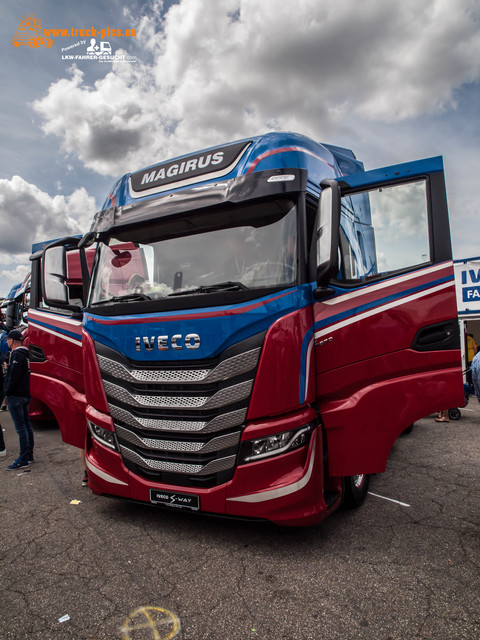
[1,0,479,297]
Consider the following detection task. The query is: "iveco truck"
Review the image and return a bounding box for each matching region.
[27,132,463,526]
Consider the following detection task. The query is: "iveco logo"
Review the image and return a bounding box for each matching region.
[135,334,201,352]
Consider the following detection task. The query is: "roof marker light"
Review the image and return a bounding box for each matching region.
[267,174,296,183]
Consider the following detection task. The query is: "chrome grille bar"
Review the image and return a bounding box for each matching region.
[115,425,240,453]
[120,445,236,475]
[108,404,247,434]
[97,348,260,385]
[104,379,252,410]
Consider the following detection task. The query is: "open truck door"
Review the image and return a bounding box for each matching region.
[312,156,464,476]
[27,237,92,448]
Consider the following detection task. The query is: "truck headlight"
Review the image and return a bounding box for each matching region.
[238,423,314,464]
[88,420,118,451]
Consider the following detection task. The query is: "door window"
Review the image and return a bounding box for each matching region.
[339,179,430,281]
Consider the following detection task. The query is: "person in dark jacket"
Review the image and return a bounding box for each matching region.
[0,329,9,412]
[471,350,480,403]
[5,329,34,470]
[0,329,9,456]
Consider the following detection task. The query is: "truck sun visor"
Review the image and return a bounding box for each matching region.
[129,141,252,196]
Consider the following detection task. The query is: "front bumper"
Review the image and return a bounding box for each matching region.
[85,407,338,527]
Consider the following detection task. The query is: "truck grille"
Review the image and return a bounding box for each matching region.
[94,333,263,487]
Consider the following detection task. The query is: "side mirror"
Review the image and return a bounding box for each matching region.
[5,301,16,331]
[314,179,341,289]
[43,246,81,312]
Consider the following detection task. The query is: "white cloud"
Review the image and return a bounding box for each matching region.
[0,251,29,266]
[0,264,30,289]
[31,0,480,178]
[451,190,480,260]
[0,176,96,256]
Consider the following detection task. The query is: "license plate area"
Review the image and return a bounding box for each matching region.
[150,489,200,511]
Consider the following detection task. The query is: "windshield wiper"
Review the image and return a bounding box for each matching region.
[168,281,248,297]
[90,293,151,305]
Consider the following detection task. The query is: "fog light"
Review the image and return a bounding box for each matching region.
[88,420,118,451]
[239,423,314,464]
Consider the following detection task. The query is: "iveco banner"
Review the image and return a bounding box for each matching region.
[454,258,480,315]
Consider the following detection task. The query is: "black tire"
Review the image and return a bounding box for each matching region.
[342,474,370,508]
[402,423,414,435]
[449,408,461,421]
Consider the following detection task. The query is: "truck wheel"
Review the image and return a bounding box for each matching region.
[402,423,414,435]
[342,474,370,508]
[448,408,461,421]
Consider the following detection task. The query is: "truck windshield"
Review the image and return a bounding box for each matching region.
[89,199,297,306]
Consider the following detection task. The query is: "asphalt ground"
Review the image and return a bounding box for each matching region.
[1,401,479,640]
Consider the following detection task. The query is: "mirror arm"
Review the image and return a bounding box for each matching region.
[41,236,81,256]
[313,286,336,301]
[79,248,90,305]
[78,231,97,249]
[54,303,82,313]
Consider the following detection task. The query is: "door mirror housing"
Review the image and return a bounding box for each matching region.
[314,179,341,290]
[43,245,81,312]
[5,300,17,331]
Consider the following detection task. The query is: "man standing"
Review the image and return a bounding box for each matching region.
[467,333,478,385]
[0,328,8,457]
[471,349,480,404]
[5,329,34,470]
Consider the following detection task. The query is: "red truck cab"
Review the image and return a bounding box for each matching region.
[27,133,463,526]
